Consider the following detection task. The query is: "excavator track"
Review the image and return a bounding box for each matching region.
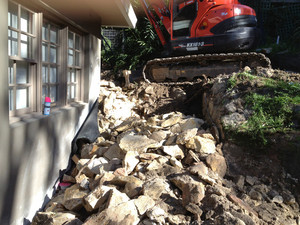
[143,52,271,83]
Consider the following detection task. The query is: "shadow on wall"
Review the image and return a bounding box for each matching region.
[0,104,86,225]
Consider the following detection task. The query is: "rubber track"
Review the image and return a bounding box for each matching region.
[143,52,271,83]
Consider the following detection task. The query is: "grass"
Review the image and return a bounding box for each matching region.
[225,71,300,146]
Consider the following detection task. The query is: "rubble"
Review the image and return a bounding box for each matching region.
[32,80,300,225]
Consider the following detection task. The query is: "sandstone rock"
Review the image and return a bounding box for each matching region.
[134,195,155,215]
[164,135,177,145]
[45,194,65,213]
[234,175,245,190]
[180,117,204,131]
[110,175,143,187]
[162,145,184,159]
[227,194,258,217]
[161,114,182,128]
[124,180,143,198]
[123,151,139,174]
[149,130,169,142]
[139,153,161,161]
[143,178,169,200]
[170,157,184,169]
[83,185,113,212]
[272,195,284,204]
[146,160,163,171]
[119,134,160,153]
[245,176,258,186]
[176,128,198,145]
[62,174,76,183]
[106,188,130,208]
[146,206,165,224]
[188,136,216,155]
[103,143,125,161]
[88,157,111,173]
[63,184,89,211]
[189,162,216,185]
[84,200,139,225]
[206,153,227,178]
[182,182,205,206]
[31,212,80,225]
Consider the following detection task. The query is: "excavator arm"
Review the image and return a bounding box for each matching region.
[139,0,171,46]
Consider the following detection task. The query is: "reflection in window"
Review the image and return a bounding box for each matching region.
[16,88,28,109]
[42,22,59,104]
[8,29,18,56]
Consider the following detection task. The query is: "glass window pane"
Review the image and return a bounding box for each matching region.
[50,26,58,43]
[42,65,48,83]
[8,60,14,84]
[75,52,80,66]
[67,86,70,99]
[8,3,18,29]
[16,87,28,109]
[71,85,76,99]
[8,29,18,56]
[71,70,76,82]
[68,32,73,48]
[42,85,47,102]
[16,61,28,84]
[9,88,14,111]
[21,9,32,33]
[21,34,32,58]
[42,43,48,62]
[50,46,57,63]
[50,86,57,102]
[50,66,57,83]
[75,35,80,50]
[42,24,48,41]
[68,49,74,66]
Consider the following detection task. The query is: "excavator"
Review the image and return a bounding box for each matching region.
[139,0,271,82]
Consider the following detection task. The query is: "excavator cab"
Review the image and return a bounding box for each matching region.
[140,0,260,55]
[172,0,198,38]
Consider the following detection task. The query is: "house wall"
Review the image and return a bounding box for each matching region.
[0,1,101,223]
[0,0,10,224]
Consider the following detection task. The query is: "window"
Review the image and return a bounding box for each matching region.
[42,22,59,104]
[8,2,35,115]
[8,1,85,118]
[67,31,82,102]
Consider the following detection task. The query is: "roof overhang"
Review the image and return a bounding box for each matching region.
[11,0,137,38]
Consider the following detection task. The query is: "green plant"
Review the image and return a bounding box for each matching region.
[227,71,256,90]
[102,17,163,73]
[226,72,300,146]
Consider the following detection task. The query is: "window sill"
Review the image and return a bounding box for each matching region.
[9,101,87,125]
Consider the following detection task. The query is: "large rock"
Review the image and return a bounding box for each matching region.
[143,178,169,200]
[63,184,89,211]
[106,188,130,208]
[103,143,125,161]
[186,136,216,155]
[134,195,155,215]
[180,117,204,131]
[206,153,227,178]
[83,200,139,225]
[162,145,184,159]
[161,113,182,128]
[31,212,81,225]
[176,128,198,145]
[119,134,160,153]
[83,186,113,212]
[123,151,139,174]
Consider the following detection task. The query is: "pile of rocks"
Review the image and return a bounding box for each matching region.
[31,80,300,225]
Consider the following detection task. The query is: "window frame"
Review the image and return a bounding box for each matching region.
[41,21,60,107]
[8,2,36,117]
